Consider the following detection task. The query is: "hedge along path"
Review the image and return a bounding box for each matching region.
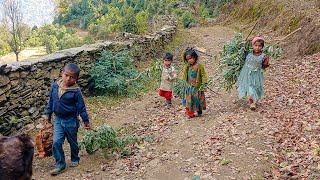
[32,26,275,179]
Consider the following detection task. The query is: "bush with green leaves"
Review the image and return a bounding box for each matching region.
[181,11,196,28]
[79,124,143,155]
[0,39,11,56]
[217,33,282,92]
[90,50,144,96]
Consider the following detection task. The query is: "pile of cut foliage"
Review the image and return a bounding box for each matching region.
[79,124,145,156]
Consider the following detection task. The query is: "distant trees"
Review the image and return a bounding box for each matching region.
[0,23,93,56]
[0,0,237,58]
[1,0,27,61]
[0,25,11,56]
[135,11,148,34]
[25,24,87,54]
[53,0,236,38]
[54,0,180,38]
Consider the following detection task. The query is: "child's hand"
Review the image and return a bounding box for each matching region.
[199,84,207,91]
[45,117,51,124]
[84,123,91,130]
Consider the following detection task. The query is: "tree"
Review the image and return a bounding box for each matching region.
[146,3,156,15]
[0,25,11,56]
[122,7,137,33]
[59,33,82,49]
[1,0,25,61]
[135,11,148,34]
[43,35,58,54]
[134,0,144,13]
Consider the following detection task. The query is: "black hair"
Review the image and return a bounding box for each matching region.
[255,39,265,48]
[185,49,198,62]
[63,63,80,77]
[163,53,174,61]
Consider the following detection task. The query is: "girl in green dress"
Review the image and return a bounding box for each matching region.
[182,49,207,118]
[238,37,269,110]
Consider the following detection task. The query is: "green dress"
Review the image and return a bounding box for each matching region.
[238,52,265,102]
[183,66,206,111]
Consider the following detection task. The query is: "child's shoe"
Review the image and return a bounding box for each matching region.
[50,167,65,176]
[70,161,79,167]
[250,103,256,110]
[197,110,202,117]
[165,100,172,108]
[188,115,195,119]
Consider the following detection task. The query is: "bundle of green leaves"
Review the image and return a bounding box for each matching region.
[173,78,189,98]
[90,50,145,96]
[218,33,282,92]
[79,124,143,155]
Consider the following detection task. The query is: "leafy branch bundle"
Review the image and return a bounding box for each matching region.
[173,78,189,98]
[218,33,282,92]
[79,124,143,155]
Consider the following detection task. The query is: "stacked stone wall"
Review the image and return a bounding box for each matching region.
[0,24,176,135]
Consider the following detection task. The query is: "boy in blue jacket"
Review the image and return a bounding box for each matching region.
[46,63,90,176]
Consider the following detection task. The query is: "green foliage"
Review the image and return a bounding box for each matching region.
[173,78,189,98]
[54,0,181,37]
[146,3,156,15]
[83,35,96,44]
[24,24,87,53]
[0,40,11,56]
[0,26,11,56]
[135,11,149,34]
[25,30,42,47]
[142,60,163,81]
[79,124,143,155]
[90,50,142,96]
[200,8,210,18]
[287,16,302,33]
[53,0,240,37]
[217,33,282,92]
[122,7,138,33]
[89,6,122,38]
[3,24,31,60]
[44,35,59,54]
[59,33,83,49]
[181,11,195,28]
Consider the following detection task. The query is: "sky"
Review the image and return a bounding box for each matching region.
[0,0,56,27]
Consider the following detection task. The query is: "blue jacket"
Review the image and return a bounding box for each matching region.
[46,80,89,124]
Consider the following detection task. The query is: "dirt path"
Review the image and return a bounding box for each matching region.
[33,26,274,179]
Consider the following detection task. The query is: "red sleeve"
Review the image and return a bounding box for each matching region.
[262,55,270,68]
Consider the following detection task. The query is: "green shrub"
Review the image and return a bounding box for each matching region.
[90,50,142,96]
[0,39,11,56]
[182,11,195,28]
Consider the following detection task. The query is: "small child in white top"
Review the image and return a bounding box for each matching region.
[159,53,177,108]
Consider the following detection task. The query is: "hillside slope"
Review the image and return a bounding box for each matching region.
[218,0,320,57]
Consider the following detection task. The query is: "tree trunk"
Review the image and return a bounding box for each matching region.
[15,52,19,61]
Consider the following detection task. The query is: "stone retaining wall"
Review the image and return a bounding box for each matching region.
[0,24,176,135]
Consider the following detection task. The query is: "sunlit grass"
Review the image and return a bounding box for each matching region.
[0,46,47,63]
[164,27,189,53]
